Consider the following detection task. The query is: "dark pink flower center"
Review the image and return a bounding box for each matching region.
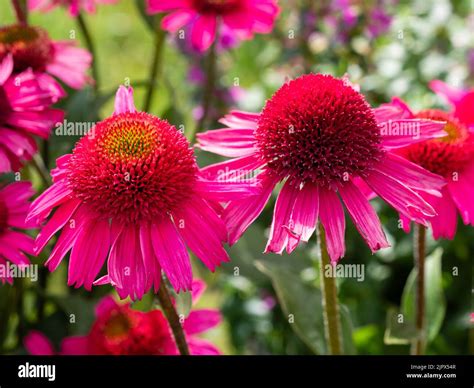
[255,74,383,188]
[0,25,53,73]
[0,198,8,233]
[66,112,197,224]
[401,110,474,178]
[191,0,243,14]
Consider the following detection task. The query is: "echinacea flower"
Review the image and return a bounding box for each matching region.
[28,0,119,17]
[0,181,35,284]
[28,86,256,300]
[430,80,474,129]
[383,98,474,239]
[25,280,222,355]
[0,24,92,89]
[147,0,280,52]
[197,74,447,262]
[0,54,64,173]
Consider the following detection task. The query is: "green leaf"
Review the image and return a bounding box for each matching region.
[401,248,446,342]
[384,307,418,345]
[257,259,355,355]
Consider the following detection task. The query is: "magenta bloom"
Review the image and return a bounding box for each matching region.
[28,0,119,17]
[384,98,474,239]
[0,181,35,284]
[0,24,92,89]
[430,80,474,129]
[197,74,447,263]
[147,0,280,52]
[0,55,64,173]
[28,86,256,300]
[25,280,221,355]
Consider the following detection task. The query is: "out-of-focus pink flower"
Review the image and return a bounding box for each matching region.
[197,74,447,262]
[430,80,474,129]
[0,181,36,284]
[0,24,92,89]
[0,55,64,173]
[147,0,280,52]
[27,86,257,300]
[28,0,119,17]
[25,280,222,355]
[383,98,474,239]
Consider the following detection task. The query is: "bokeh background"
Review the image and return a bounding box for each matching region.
[0,0,472,355]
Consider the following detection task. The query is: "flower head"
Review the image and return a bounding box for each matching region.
[0,54,64,173]
[0,181,36,284]
[147,0,280,52]
[385,98,474,239]
[0,24,92,89]
[28,0,119,17]
[198,74,447,262]
[28,86,256,300]
[25,280,221,355]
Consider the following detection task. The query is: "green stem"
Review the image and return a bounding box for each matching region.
[30,154,51,187]
[143,24,166,112]
[156,278,190,355]
[77,13,99,92]
[189,41,217,142]
[318,224,343,355]
[411,224,426,355]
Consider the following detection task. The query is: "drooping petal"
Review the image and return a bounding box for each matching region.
[184,309,222,335]
[24,331,55,356]
[224,172,279,245]
[447,173,474,226]
[191,14,217,52]
[318,188,346,263]
[380,119,447,149]
[197,128,256,157]
[151,216,192,292]
[265,180,300,254]
[339,180,389,252]
[286,182,319,253]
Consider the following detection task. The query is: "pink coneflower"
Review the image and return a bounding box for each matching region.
[28,0,119,17]
[430,80,474,129]
[0,54,64,173]
[25,280,222,355]
[147,0,280,52]
[0,181,35,284]
[0,24,92,89]
[197,74,447,262]
[384,98,474,239]
[28,86,256,300]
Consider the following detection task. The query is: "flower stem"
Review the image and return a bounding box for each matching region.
[190,42,217,142]
[30,154,51,187]
[12,0,27,24]
[156,278,190,355]
[143,23,166,112]
[412,224,426,355]
[318,224,343,355]
[77,13,99,93]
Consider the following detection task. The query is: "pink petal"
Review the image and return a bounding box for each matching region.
[429,80,465,105]
[28,182,72,223]
[380,119,447,149]
[319,188,346,263]
[339,180,390,252]
[184,309,222,335]
[425,188,458,240]
[0,54,13,85]
[161,10,196,32]
[194,178,261,202]
[364,169,436,226]
[199,153,263,181]
[191,15,217,52]
[24,331,55,355]
[197,128,256,157]
[286,182,319,253]
[265,180,299,254]
[114,86,136,115]
[172,196,230,271]
[224,172,278,245]
[447,174,474,226]
[151,216,192,292]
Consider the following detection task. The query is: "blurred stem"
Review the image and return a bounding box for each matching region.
[411,225,426,355]
[143,22,166,112]
[12,0,27,24]
[77,13,99,93]
[191,41,217,142]
[318,225,343,355]
[156,278,190,355]
[31,154,51,187]
[15,278,26,341]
